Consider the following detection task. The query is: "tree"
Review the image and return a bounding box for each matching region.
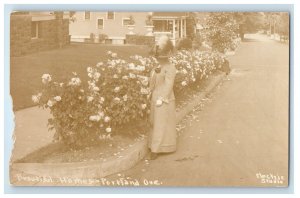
[203,12,239,53]
[233,12,265,40]
[186,12,197,39]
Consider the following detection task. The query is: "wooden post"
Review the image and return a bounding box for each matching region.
[180,18,183,38]
[172,19,176,45]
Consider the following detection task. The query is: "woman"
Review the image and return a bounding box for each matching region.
[148,36,177,160]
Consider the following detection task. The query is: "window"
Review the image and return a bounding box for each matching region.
[84,11,90,20]
[107,12,114,20]
[31,21,39,39]
[153,20,174,32]
[122,18,130,26]
[97,18,104,29]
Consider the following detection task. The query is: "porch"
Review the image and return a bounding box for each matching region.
[152,12,188,46]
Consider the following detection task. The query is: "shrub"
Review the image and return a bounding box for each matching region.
[169,50,227,94]
[32,52,159,148]
[176,38,193,50]
[98,34,108,43]
[192,34,204,50]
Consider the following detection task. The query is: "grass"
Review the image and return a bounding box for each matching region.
[10,43,150,111]
[16,134,139,163]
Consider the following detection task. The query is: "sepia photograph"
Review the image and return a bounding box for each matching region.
[9,11,289,187]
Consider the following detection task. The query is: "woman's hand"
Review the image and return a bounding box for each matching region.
[156,97,169,107]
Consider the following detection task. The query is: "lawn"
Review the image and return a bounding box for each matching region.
[10,43,151,111]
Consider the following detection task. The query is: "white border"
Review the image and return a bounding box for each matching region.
[1,0,299,197]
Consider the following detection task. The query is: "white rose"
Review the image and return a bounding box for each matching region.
[129,73,136,79]
[107,51,112,55]
[114,87,120,93]
[123,95,128,101]
[98,111,104,118]
[87,96,94,102]
[141,104,147,109]
[87,67,93,73]
[140,88,149,95]
[104,116,111,123]
[181,81,187,86]
[41,74,52,84]
[100,97,105,103]
[128,63,135,70]
[113,74,119,79]
[93,86,100,92]
[31,95,40,103]
[54,96,61,102]
[96,62,103,67]
[106,127,112,133]
[111,53,117,58]
[156,99,163,106]
[69,77,81,86]
[47,100,54,107]
[93,72,101,80]
[89,115,100,122]
[122,76,129,80]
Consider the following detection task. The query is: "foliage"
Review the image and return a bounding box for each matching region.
[202,12,239,53]
[186,12,197,39]
[128,15,135,25]
[32,52,159,148]
[98,34,108,43]
[176,38,193,50]
[192,34,204,50]
[145,14,153,26]
[169,50,228,95]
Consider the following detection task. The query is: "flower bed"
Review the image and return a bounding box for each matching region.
[32,50,228,149]
[32,52,159,148]
[169,50,227,96]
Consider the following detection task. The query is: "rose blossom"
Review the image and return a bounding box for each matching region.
[89,115,101,122]
[47,100,54,107]
[31,95,40,103]
[100,97,105,103]
[41,74,52,84]
[68,77,81,86]
[123,95,128,101]
[181,81,187,86]
[156,99,163,107]
[104,116,111,123]
[87,96,94,102]
[114,86,120,93]
[96,62,103,67]
[93,86,100,92]
[106,127,112,133]
[141,104,147,110]
[54,96,61,102]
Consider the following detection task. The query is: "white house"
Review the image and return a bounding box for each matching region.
[69,12,189,45]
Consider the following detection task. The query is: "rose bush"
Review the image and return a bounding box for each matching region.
[32,50,228,149]
[32,52,159,148]
[169,50,228,95]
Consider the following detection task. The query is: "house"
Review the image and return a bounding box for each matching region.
[69,12,189,45]
[10,11,70,57]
